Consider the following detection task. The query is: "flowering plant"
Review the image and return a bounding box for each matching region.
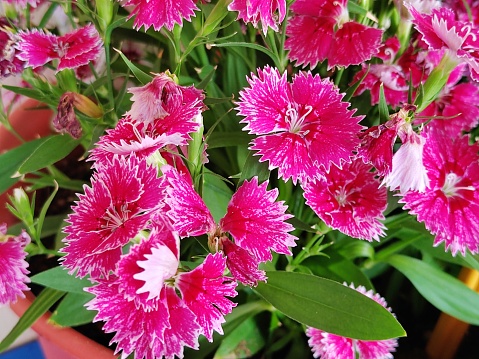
[1,0,479,358]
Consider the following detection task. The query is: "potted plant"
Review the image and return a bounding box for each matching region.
[1,1,479,358]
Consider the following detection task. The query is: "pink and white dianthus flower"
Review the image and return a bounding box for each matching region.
[162,165,297,286]
[306,284,398,359]
[228,0,286,35]
[87,225,236,358]
[126,72,205,125]
[408,5,479,81]
[0,224,31,304]
[303,159,388,241]
[122,0,198,31]
[401,128,479,256]
[285,0,383,69]
[382,123,429,193]
[0,20,25,78]
[16,24,102,72]
[61,155,164,279]
[236,66,363,184]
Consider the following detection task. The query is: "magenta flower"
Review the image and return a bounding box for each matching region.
[0,224,30,304]
[236,66,363,184]
[228,0,286,35]
[177,253,237,341]
[285,0,383,69]
[16,24,102,71]
[408,5,479,81]
[357,111,405,177]
[162,165,297,286]
[87,227,236,358]
[306,284,398,359]
[401,128,479,256]
[0,19,25,78]
[61,155,164,278]
[303,159,388,241]
[122,0,198,31]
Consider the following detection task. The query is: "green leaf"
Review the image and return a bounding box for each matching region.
[387,254,479,325]
[378,83,389,124]
[214,317,265,358]
[207,131,252,149]
[16,135,80,175]
[30,266,92,294]
[50,292,96,327]
[114,48,153,85]
[203,170,233,222]
[0,137,49,194]
[0,288,64,353]
[239,152,270,183]
[255,271,406,340]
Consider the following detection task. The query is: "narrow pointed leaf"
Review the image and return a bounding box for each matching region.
[50,292,95,327]
[30,266,92,294]
[114,48,153,85]
[387,254,479,325]
[0,288,64,352]
[255,271,406,340]
[17,135,80,175]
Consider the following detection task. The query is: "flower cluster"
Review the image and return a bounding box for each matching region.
[1,0,479,358]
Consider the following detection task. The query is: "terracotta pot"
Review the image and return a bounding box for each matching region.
[2,99,115,359]
[10,292,115,359]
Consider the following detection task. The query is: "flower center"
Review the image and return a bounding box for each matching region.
[101,202,132,230]
[335,187,349,207]
[441,172,474,197]
[285,104,313,134]
[333,1,349,29]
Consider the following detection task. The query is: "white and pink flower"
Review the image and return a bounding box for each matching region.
[228,0,286,35]
[401,128,479,256]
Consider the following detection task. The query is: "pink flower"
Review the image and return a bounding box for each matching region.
[87,229,236,358]
[0,19,25,78]
[162,165,297,286]
[357,111,405,176]
[306,284,398,359]
[61,155,164,278]
[352,64,408,108]
[126,73,205,125]
[285,0,383,69]
[401,128,479,256]
[303,160,388,241]
[176,253,237,341]
[382,124,430,193]
[16,24,102,71]
[122,0,198,31]
[228,0,286,35]
[236,66,363,184]
[0,224,31,304]
[3,0,40,8]
[408,5,479,81]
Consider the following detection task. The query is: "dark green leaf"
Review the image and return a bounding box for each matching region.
[0,288,64,352]
[255,271,406,340]
[0,137,49,194]
[114,48,153,85]
[207,131,252,149]
[17,135,80,175]
[214,317,265,358]
[203,171,233,222]
[30,266,92,294]
[387,254,479,325]
[239,152,270,183]
[378,83,389,124]
[50,292,96,327]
